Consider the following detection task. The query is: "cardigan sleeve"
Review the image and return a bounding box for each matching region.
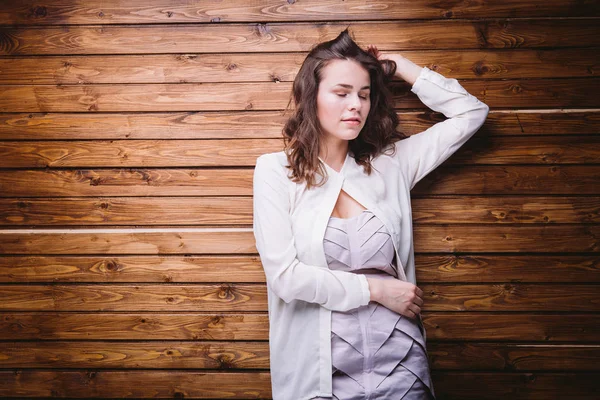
[393,66,489,189]
[253,154,371,311]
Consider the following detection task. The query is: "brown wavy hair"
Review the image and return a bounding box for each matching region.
[282,28,407,189]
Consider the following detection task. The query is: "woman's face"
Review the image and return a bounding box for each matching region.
[316,59,371,146]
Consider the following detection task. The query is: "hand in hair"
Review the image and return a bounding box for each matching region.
[366,44,423,86]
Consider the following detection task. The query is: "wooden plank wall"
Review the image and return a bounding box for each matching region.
[0,1,599,398]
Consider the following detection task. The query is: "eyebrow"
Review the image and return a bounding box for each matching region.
[333,84,371,90]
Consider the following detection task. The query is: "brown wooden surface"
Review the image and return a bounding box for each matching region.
[1,111,599,140]
[1,78,599,112]
[0,371,598,399]
[2,1,597,24]
[0,254,598,283]
[1,166,599,197]
[1,196,598,226]
[0,283,598,312]
[1,225,599,254]
[2,20,599,56]
[1,135,598,167]
[1,1,598,399]
[1,48,598,84]
[1,312,599,342]
[0,341,598,371]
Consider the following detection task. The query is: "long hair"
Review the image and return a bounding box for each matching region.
[282,28,407,189]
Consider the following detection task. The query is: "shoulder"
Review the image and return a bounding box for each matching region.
[254,150,292,184]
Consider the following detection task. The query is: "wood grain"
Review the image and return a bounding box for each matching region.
[1,48,597,84]
[0,370,597,399]
[2,1,596,25]
[1,78,599,112]
[1,166,598,198]
[0,283,597,312]
[1,111,598,140]
[2,312,599,342]
[1,196,598,226]
[1,135,598,167]
[1,20,599,55]
[1,225,599,254]
[0,341,598,371]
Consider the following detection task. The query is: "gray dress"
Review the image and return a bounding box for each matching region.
[313,209,436,400]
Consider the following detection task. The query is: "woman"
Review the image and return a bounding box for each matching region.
[253,29,489,400]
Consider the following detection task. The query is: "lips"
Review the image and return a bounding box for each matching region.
[342,117,361,123]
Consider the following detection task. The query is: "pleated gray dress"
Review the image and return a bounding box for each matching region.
[312,209,436,400]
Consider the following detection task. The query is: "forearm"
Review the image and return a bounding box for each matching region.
[393,56,423,86]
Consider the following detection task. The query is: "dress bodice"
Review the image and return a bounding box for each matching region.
[323,209,397,278]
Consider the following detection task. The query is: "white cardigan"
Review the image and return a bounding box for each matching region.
[253,66,489,400]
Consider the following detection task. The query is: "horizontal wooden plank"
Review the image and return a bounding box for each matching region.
[413,225,600,252]
[0,255,266,283]
[0,370,272,398]
[2,78,599,112]
[2,1,595,25]
[0,371,597,399]
[412,165,600,195]
[0,139,281,168]
[415,255,600,283]
[1,111,598,140]
[0,312,270,340]
[0,340,272,369]
[0,254,598,284]
[0,284,268,312]
[2,312,598,342]
[431,372,599,400]
[1,166,598,198]
[1,48,598,84]
[0,225,598,254]
[0,283,598,312]
[2,20,599,55]
[2,135,599,168]
[0,169,256,197]
[1,341,598,371]
[1,196,598,226]
[423,313,600,342]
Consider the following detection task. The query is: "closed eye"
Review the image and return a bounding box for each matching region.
[336,93,369,100]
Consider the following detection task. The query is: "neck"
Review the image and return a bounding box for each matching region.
[319,139,349,172]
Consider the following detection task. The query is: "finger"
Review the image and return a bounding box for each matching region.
[415,286,424,298]
[414,296,424,307]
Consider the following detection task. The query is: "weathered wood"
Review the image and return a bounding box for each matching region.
[0,340,271,369]
[412,165,600,195]
[0,312,270,340]
[2,312,599,342]
[0,254,597,283]
[1,196,598,226]
[1,48,597,84]
[0,166,599,197]
[2,1,596,25]
[0,225,598,254]
[0,370,273,398]
[431,372,599,400]
[0,255,266,282]
[0,370,597,399]
[1,111,598,140]
[2,78,600,112]
[2,20,599,55]
[1,135,598,167]
[415,254,600,283]
[1,341,598,371]
[0,168,256,197]
[0,284,269,311]
[0,283,598,312]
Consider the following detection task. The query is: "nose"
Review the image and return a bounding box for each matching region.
[347,93,362,111]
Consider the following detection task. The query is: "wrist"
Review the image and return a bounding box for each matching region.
[366,277,382,303]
